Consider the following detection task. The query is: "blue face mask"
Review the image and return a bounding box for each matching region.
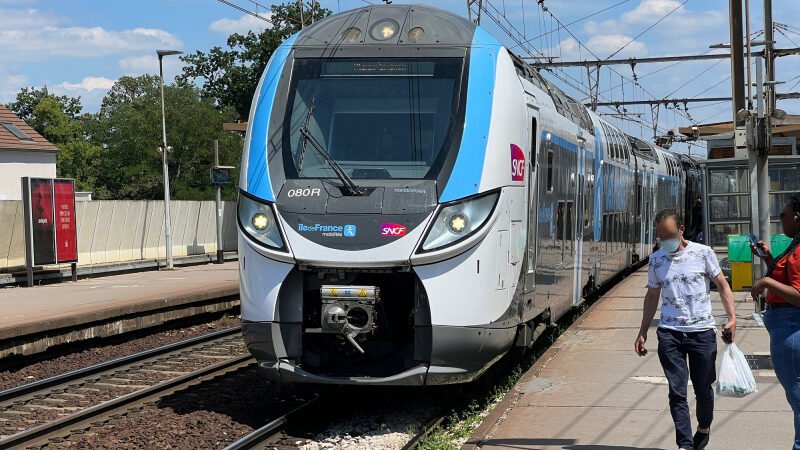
[660,238,681,253]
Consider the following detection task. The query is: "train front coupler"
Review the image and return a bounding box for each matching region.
[312,285,380,354]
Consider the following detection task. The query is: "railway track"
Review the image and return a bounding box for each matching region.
[0,326,251,449]
[223,398,319,450]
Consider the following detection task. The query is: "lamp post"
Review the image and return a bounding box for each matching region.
[157,49,182,270]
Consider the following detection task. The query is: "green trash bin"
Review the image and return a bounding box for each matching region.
[772,234,793,257]
[728,235,752,262]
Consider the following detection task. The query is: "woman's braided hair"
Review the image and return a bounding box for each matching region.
[766,193,800,277]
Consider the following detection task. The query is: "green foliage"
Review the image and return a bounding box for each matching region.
[5,3,323,199]
[7,86,83,125]
[178,2,331,118]
[88,75,243,200]
[7,76,243,200]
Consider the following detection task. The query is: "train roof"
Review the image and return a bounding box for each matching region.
[293,4,477,47]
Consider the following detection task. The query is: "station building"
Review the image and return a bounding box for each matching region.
[0,104,59,200]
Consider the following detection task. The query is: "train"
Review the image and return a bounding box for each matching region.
[236,4,701,385]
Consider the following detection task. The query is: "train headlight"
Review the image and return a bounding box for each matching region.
[447,213,467,233]
[369,19,399,41]
[420,191,499,252]
[238,191,286,251]
[252,213,270,231]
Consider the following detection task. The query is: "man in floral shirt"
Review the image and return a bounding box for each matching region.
[634,209,736,450]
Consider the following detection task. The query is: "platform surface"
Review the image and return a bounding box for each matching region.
[0,262,239,340]
[466,267,793,450]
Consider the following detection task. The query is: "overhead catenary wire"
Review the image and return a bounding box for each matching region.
[478,0,675,138]
[605,0,690,60]
[509,0,634,51]
[524,0,690,136]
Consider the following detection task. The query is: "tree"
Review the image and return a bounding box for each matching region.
[26,96,103,193]
[89,75,243,200]
[6,86,83,125]
[178,2,330,118]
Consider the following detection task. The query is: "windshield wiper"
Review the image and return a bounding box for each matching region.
[298,99,364,196]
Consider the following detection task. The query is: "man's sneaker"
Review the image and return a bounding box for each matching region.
[693,431,710,450]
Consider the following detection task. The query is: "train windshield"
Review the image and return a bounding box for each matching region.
[281,57,465,180]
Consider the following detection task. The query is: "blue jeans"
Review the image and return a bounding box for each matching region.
[764,307,800,450]
[657,328,717,450]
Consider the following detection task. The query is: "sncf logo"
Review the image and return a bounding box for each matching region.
[380,223,407,237]
[511,143,525,181]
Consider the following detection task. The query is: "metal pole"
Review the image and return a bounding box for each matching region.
[729,0,746,126]
[298,0,304,29]
[764,0,775,114]
[159,55,174,270]
[745,0,753,109]
[756,57,771,287]
[214,140,224,264]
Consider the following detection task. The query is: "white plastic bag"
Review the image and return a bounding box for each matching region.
[717,342,757,397]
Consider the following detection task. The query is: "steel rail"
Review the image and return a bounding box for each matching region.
[0,354,253,449]
[222,398,320,450]
[0,326,242,403]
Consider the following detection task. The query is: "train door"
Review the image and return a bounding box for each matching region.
[522,108,539,319]
[572,136,586,304]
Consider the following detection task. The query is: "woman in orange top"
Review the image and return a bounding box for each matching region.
[752,193,800,450]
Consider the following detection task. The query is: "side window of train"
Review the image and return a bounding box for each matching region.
[530,117,538,163]
[566,201,574,241]
[636,185,642,217]
[556,201,564,240]
[547,149,554,191]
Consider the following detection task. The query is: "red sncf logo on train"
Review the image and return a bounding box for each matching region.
[381,223,407,237]
[511,144,525,181]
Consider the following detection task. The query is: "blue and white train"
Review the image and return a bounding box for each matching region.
[236,4,701,385]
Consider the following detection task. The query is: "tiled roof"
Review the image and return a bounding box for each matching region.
[0,103,59,152]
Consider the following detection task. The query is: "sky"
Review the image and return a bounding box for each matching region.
[2,0,800,155]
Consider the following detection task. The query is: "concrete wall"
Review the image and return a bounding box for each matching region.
[0,200,237,272]
[0,151,57,200]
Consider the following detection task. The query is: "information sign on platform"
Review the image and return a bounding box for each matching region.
[22,177,79,286]
[28,178,56,266]
[53,179,78,263]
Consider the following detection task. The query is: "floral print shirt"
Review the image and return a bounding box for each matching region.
[647,241,721,332]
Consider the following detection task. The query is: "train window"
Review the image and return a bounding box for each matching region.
[584,192,591,228]
[530,118,538,163]
[566,201,574,241]
[636,184,642,217]
[556,201,564,241]
[547,150,554,191]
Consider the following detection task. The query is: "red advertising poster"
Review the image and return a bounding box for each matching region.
[29,178,56,265]
[53,179,78,263]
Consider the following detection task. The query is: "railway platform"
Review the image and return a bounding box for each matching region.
[465,267,792,449]
[0,262,239,359]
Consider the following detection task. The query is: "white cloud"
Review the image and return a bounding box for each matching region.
[58,76,116,92]
[0,72,28,105]
[118,54,186,81]
[583,19,618,36]
[583,0,726,54]
[209,13,272,35]
[544,35,647,61]
[586,34,648,58]
[621,0,685,23]
[0,7,182,63]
